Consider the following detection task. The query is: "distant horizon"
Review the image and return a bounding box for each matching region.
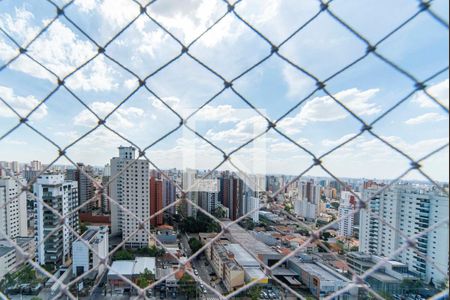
[3,160,448,185]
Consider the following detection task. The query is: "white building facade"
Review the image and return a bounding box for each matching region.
[34,174,79,266]
[0,177,28,239]
[248,196,260,223]
[359,185,449,285]
[72,226,109,277]
[294,181,321,220]
[110,147,150,248]
[338,191,358,238]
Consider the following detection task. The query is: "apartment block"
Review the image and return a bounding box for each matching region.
[34,174,79,266]
[360,185,449,285]
[110,146,150,248]
[0,237,34,279]
[338,191,358,238]
[66,163,96,212]
[210,243,245,292]
[294,180,321,220]
[0,177,28,239]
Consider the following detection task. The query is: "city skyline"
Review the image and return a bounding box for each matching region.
[0,1,448,182]
[0,1,448,299]
[3,157,450,184]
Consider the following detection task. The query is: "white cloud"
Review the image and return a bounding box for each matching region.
[326,134,449,161]
[0,8,39,45]
[74,101,144,129]
[0,86,48,120]
[150,0,233,47]
[193,105,239,123]
[74,0,99,12]
[151,97,181,110]
[278,88,381,134]
[136,26,168,58]
[206,116,267,143]
[270,138,312,153]
[322,134,357,147]
[2,138,27,145]
[66,56,119,91]
[99,0,140,29]
[321,134,449,180]
[405,112,448,125]
[282,65,315,98]
[412,79,449,109]
[0,9,118,91]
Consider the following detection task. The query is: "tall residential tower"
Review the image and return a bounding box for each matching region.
[359,185,449,285]
[110,147,150,248]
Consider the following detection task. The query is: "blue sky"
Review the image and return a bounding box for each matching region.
[0,0,448,181]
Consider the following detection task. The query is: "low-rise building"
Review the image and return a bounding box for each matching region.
[259,211,284,223]
[156,267,178,290]
[108,257,156,290]
[72,226,109,277]
[224,244,268,284]
[224,221,282,267]
[0,237,34,280]
[155,225,177,245]
[288,258,358,299]
[346,252,418,294]
[210,243,245,292]
[0,244,15,279]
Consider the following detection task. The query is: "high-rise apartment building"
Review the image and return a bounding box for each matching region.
[359,185,449,285]
[101,163,112,213]
[220,173,243,221]
[0,177,28,239]
[34,174,79,266]
[338,191,358,238]
[247,196,260,223]
[198,191,219,214]
[294,180,321,220]
[182,169,198,218]
[110,147,150,248]
[66,163,96,212]
[10,162,20,175]
[30,161,42,171]
[150,176,164,227]
[163,177,176,216]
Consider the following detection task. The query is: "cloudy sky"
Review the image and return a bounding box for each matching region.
[0,0,448,181]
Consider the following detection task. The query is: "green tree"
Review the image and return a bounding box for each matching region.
[135,246,165,257]
[179,212,220,233]
[321,232,332,241]
[284,202,294,214]
[31,297,43,300]
[246,286,262,300]
[113,249,134,261]
[178,274,197,299]
[239,218,256,231]
[136,268,155,289]
[188,238,203,254]
[401,278,425,294]
[213,207,226,219]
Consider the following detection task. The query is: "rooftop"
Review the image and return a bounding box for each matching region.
[224,244,260,268]
[0,245,14,257]
[369,271,401,283]
[295,261,351,283]
[224,222,279,257]
[108,257,156,279]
